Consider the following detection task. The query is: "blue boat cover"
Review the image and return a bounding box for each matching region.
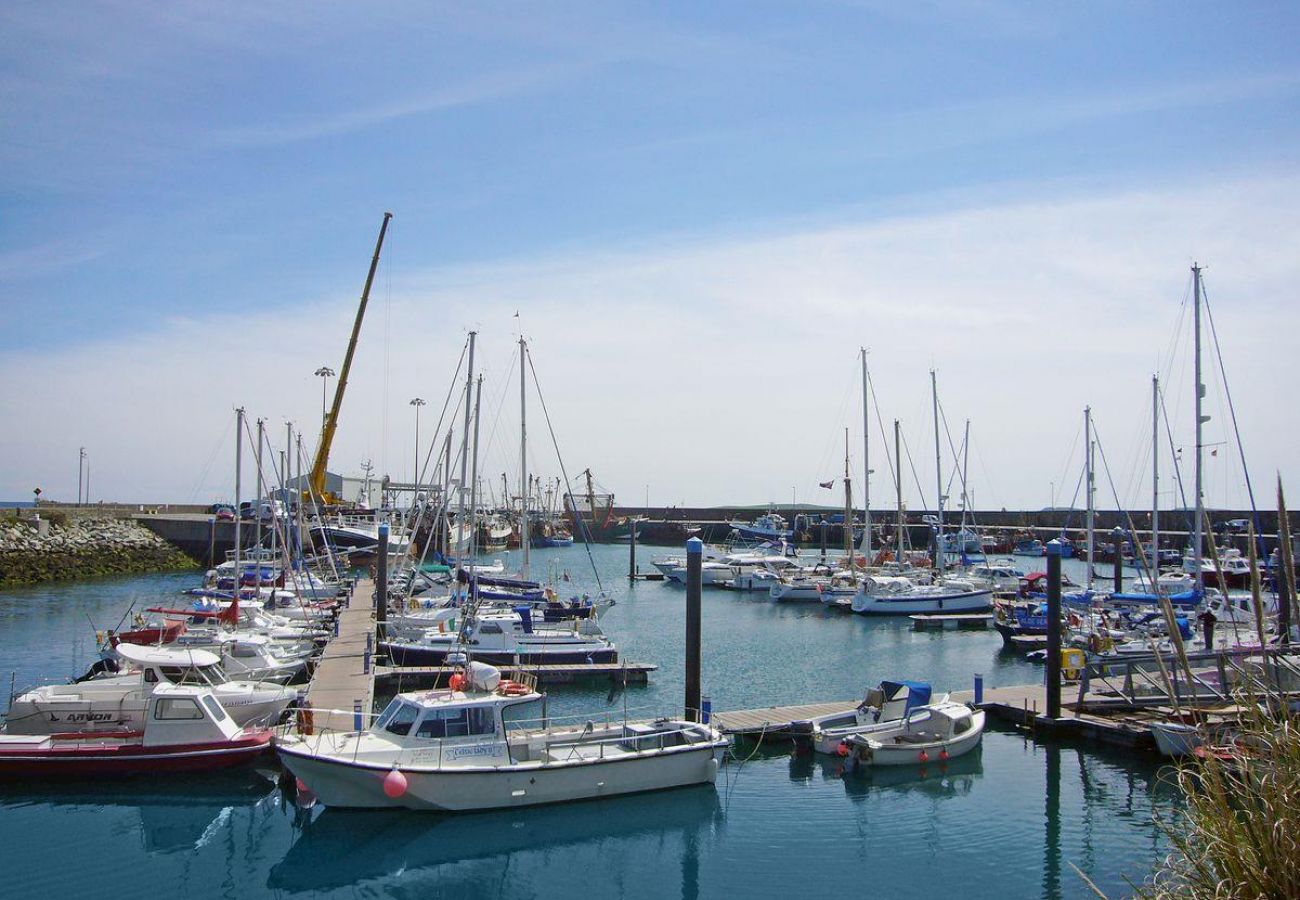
[882,679,932,714]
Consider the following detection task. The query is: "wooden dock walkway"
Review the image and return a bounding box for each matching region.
[375,661,658,687]
[713,700,860,738]
[909,613,993,630]
[303,577,376,731]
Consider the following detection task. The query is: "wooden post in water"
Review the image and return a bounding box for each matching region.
[628,518,637,579]
[685,536,702,723]
[1045,538,1063,719]
[376,521,389,639]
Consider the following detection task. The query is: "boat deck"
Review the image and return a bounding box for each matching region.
[303,578,376,731]
[713,700,860,738]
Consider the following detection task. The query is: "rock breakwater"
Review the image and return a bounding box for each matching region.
[0,516,198,588]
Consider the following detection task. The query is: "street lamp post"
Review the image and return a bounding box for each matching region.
[315,367,336,434]
[78,447,86,506]
[409,398,426,489]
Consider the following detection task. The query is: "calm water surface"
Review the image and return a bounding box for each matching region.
[0,546,1178,899]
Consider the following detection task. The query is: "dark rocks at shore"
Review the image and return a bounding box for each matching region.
[0,516,199,588]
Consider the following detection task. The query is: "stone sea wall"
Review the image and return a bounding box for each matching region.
[0,515,199,588]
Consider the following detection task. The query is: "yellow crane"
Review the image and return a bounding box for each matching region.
[306,211,392,506]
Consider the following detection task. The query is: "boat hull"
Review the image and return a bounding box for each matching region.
[277,741,724,811]
[0,732,272,777]
[851,589,993,615]
[381,643,619,667]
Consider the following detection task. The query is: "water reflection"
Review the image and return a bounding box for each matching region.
[790,745,985,800]
[0,770,274,855]
[268,785,722,895]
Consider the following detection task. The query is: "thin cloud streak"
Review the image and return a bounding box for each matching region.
[1,174,1295,509]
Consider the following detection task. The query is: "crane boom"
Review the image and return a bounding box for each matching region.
[307,211,392,504]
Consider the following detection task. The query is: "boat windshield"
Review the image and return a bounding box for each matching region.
[159,665,222,687]
[375,699,420,736]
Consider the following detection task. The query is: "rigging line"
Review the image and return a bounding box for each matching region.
[866,372,898,493]
[935,398,966,509]
[188,414,235,503]
[898,431,929,517]
[416,337,469,490]
[1092,424,1152,589]
[1052,416,1085,505]
[1201,284,1263,550]
[1158,387,1192,525]
[524,347,605,594]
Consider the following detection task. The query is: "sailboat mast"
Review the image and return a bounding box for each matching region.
[456,332,477,556]
[860,348,871,561]
[843,428,853,572]
[234,407,244,582]
[931,370,944,571]
[441,430,453,556]
[894,419,903,554]
[961,419,971,533]
[1151,374,1160,586]
[1085,406,1095,590]
[520,336,530,578]
[469,374,484,558]
[255,418,265,556]
[1192,263,1205,592]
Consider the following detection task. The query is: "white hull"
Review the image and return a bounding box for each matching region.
[280,739,723,811]
[1149,721,1204,758]
[851,588,992,615]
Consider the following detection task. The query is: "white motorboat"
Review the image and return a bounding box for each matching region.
[169,632,311,683]
[841,702,985,766]
[277,663,727,811]
[5,644,298,734]
[791,680,944,755]
[850,576,993,615]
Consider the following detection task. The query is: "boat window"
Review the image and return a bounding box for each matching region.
[231,644,259,658]
[415,706,496,738]
[382,702,420,736]
[154,697,205,720]
[201,695,228,722]
[143,668,158,684]
[952,715,972,735]
[159,666,207,686]
[479,623,503,634]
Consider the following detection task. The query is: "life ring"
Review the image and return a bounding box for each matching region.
[499,681,530,696]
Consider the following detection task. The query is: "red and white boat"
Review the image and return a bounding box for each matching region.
[0,684,272,777]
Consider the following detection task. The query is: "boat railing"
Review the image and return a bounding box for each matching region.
[505,704,671,739]
[1078,643,1300,709]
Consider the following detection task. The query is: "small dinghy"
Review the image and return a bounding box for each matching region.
[841,702,985,767]
[792,680,942,755]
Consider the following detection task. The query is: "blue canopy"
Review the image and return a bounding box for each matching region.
[881,679,932,714]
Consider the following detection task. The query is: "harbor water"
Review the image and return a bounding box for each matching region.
[0,545,1179,899]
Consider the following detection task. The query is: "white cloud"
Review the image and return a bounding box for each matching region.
[2,173,1296,512]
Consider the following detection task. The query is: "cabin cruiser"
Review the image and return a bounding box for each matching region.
[5,645,298,734]
[850,576,993,615]
[167,632,312,683]
[381,610,618,666]
[728,513,792,541]
[0,684,272,777]
[1182,549,1252,589]
[277,663,727,810]
[655,547,799,586]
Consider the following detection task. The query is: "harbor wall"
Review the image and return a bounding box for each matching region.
[0,512,200,588]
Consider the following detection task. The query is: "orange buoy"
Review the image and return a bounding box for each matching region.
[449,673,466,691]
[836,742,849,757]
[382,767,408,798]
[939,749,950,761]
[918,750,929,763]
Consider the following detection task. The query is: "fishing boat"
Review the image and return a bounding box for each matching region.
[727,512,792,542]
[840,702,985,767]
[1012,538,1045,557]
[0,684,273,777]
[6,644,298,734]
[381,610,618,666]
[850,576,993,615]
[277,663,727,810]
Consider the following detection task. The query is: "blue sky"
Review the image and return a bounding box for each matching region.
[2,2,1298,508]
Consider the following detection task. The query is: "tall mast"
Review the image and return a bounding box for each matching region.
[441,430,453,557]
[1151,374,1160,588]
[1192,263,1205,592]
[931,370,944,571]
[1085,406,1095,590]
[960,420,971,533]
[860,348,872,560]
[520,336,530,578]
[455,332,477,556]
[255,418,265,556]
[234,407,244,584]
[843,428,853,573]
[894,419,903,555]
[469,374,484,558]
